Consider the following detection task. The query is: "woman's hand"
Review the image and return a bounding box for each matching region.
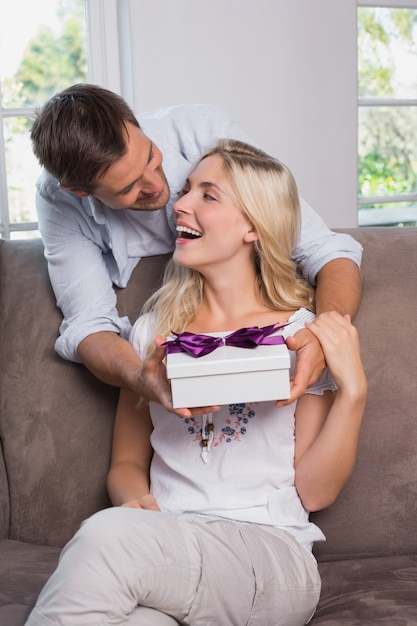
[305,312,367,396]
[121,494,161,511]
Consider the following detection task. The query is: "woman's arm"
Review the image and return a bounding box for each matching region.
[294,312,367,512]
[107,388,159,510]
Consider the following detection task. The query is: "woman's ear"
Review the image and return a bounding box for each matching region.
[243,227,259,243]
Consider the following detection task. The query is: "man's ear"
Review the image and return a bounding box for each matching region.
[59,183,90,198]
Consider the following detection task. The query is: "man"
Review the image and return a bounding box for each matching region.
[31,83,362,417]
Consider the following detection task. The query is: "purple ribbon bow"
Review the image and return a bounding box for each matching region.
[163,322,288,358]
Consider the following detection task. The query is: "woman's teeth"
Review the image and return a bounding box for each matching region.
[176,225,202,239]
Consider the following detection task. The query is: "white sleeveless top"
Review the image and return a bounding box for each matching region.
[130,308,337,551]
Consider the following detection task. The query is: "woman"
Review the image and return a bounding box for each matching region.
[26,140,367,626]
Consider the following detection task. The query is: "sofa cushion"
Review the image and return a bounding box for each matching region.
[312,554,417,624]
[0,540,60,625]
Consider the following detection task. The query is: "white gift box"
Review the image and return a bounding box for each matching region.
[166,330,291,408]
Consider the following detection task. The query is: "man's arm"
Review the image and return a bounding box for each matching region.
[315,258,362,317]
[78,333,146,391]
[36,178,134,362]
[78,332,218,418]
[282,258,362,405]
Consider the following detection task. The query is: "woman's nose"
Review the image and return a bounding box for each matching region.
[173,195,191,214]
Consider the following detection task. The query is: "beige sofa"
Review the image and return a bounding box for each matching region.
[1,227,416,625]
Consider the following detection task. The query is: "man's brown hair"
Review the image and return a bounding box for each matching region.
[31,83,140,192]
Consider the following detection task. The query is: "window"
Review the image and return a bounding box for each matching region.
[358,3,417,226]
[0,0,131,240]
[0,0,88,239]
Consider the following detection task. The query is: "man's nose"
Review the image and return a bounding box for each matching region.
[141,168,162,191]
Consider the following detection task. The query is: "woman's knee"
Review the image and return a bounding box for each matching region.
[65,507,136,561]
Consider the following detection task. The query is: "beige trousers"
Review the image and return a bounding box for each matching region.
[25,508,321,626]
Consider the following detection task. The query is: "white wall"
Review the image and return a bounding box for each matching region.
[126,0,358,228]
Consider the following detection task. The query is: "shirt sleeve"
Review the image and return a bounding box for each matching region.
[293,198,363,286]
[36,177,132,362]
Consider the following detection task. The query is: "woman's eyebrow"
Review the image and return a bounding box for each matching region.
[199,181,225,194]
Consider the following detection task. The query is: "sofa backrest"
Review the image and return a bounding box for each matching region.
[0,238,168,546]
[312,227,417,561]
[0,229,416,560]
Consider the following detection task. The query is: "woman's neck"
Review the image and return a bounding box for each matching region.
[186,266,293,333]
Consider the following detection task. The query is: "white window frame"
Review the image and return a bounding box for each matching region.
[0,0,132,239]
[357,0,417,226]
[86,0,133,106]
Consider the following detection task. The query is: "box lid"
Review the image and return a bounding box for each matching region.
[166,330,290,379]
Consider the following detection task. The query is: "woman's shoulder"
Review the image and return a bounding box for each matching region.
[129,312,158,358]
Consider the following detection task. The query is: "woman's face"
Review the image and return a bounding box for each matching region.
[172,154,257,274]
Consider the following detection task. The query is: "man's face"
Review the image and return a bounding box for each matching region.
[92,122,170,210]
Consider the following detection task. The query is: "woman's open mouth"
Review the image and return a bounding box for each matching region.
[176,225,203,240]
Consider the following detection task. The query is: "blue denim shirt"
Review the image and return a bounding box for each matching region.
[35,104,362,362]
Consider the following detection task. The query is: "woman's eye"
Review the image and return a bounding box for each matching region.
[177,188,189,198]
[203,193,216,201]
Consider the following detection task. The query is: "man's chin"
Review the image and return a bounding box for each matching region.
[130,203,165,211]
[132,188,170,211]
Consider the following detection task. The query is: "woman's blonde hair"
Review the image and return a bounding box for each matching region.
[142,139,314,347]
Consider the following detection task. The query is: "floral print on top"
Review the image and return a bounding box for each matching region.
[185,403,256,447]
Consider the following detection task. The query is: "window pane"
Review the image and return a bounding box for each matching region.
[358,7,417,99]
[359,201,417,227]
[0,0,87,108]
[358,106,417,198]
[5,117,41,226]
[0,0,87,239]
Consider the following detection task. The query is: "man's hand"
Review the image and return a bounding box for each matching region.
[277,326,326,406]
[78,331,218,416]
[138,337,220,418]
[137,338,173,407]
